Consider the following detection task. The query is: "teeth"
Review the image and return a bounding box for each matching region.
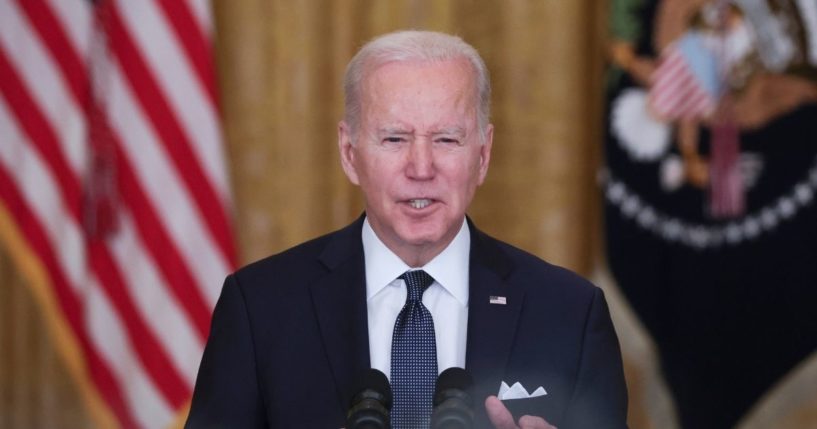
[409,199,431,209]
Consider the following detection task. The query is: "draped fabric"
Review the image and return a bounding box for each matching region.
[0,0,234,427]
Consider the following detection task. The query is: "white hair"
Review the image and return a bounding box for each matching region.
[343,30,491,142]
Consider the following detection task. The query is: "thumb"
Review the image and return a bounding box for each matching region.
[485,395,518,429]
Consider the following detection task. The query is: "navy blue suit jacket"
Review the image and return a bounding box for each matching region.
[186,217,628,428]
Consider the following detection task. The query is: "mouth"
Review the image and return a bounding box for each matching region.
[406,198,434,209]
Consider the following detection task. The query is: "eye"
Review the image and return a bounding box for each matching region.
[435,137,461,145]
[383,136,406,144]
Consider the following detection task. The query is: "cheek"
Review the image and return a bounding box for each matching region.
[448,169,481,204]
[354,154,380,183]
[464,158,485,184]
[359,165,392,197]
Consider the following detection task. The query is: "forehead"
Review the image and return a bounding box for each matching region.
[359,59,478,126]
[365,55,474,81]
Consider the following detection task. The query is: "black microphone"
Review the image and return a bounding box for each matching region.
[346,368,392,429]
[431,367,474,429]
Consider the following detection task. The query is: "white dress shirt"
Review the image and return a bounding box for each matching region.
[362,217,470,380]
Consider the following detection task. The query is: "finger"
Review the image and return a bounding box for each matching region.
[485,395,518,429]
[518,414,557,429]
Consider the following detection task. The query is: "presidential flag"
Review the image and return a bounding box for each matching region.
[606,0,817,427]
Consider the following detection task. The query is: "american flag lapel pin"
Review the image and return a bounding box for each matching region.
[489,296,507,305]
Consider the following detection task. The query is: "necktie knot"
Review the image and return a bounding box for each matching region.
[399,270,434,302]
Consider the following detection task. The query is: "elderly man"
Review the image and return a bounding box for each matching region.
[186,30,628,429]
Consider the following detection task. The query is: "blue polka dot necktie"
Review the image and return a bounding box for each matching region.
[391,270,437,429]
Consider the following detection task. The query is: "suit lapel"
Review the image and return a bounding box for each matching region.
[465,221,525,405]
[306,217,524,414]
[309,217,370,409]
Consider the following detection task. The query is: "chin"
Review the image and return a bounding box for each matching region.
[395,224,449,248]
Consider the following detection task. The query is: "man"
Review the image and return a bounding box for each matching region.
[186,30,628,429]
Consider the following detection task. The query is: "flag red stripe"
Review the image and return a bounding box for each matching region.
[0,166,82,332]
[10,2,215,340]
[84,340,140,429]
[89,240,191,408]
[0,48,82,217]
[153,0,218,107]
[652,61,691,101]
[653,67,687,97]
[652,77,692,116]
[2,0,234,425]
[653,75,698,115]
[112,137,213,341]
[107,5,236,267]
[653,60,682,88]
[8,0,221,341]
[650,45,716,120]
[0,85,193,413]
[2,40,199,411]
[0,166,140,429]
[680,89,711,116]
[14,0,90,109]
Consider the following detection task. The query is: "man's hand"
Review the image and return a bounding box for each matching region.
[485,396,557,429]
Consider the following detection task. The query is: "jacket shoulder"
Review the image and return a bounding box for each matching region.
[477,229,598,298]
[230,218,363,292]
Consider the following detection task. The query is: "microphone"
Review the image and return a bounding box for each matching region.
[346,368,392,429]
[431,367,474,429]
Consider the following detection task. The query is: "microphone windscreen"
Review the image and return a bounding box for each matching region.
[350,368,392,407]
[347,369,392,429]
[432,367,474,429]
[434,367,473,405]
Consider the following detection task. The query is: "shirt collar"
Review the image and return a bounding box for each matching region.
[362,217,470,306]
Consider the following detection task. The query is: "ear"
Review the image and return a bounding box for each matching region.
[338,121,360,185]
[476,124,493,185]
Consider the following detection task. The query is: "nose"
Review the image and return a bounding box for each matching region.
[406,140,434,180]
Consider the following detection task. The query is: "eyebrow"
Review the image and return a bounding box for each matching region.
[430,127,466,136]
[377,126,467,136]
[377,127,413,135]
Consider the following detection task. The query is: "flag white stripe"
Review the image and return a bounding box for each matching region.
[0,97,88,294]
[109,210,205,386]
[2,101,202,394]
[113,0,229,200]
[652,66,689,102]
[188,0,214,35]
[1,0,234,425]
[2,94,197,425]
[650,46,715,120]
[652,83,687,113]
[107,59,230,306]
[45,0,93,62]
[653,57,688,93]
[653,73,698,114]
[0,0,87,176]
[86,278,175,429]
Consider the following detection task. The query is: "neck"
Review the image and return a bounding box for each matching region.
[379,226,464,268]
[395,245,446,268]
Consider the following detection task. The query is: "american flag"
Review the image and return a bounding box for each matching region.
[649,31,722,121]
[0,0,236,427]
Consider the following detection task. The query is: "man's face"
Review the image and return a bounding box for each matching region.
[338,58,493,266]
